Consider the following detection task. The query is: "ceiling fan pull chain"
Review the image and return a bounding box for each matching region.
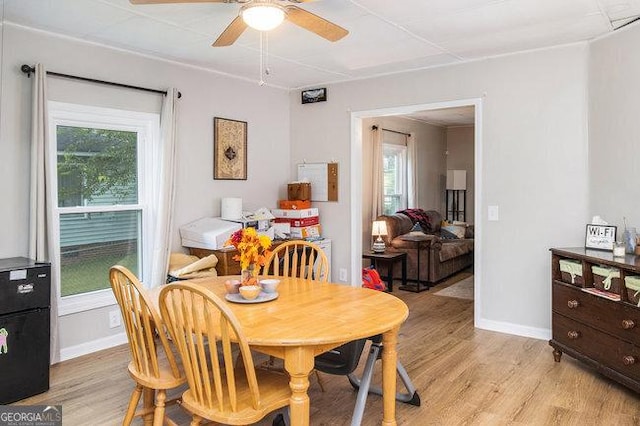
[265,32,271,76]
[259,31,265,86]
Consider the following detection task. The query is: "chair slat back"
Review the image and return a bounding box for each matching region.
[159,282,261,413]
[109,265,181,380]
[263,241,329,282]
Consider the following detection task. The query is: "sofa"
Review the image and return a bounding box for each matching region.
[377,209,474,285]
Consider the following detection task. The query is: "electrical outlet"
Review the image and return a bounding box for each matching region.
[339,268,347,282]
[109,310,121,328]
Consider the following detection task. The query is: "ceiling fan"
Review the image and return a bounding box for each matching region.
[129,0,349,47]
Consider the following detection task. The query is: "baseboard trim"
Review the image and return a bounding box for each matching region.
[59,332,128,362]
[476,318,551,341]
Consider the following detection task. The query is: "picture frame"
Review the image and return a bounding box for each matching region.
[213,117,247,180]
[585,224,617,251]
[301,87,327,104]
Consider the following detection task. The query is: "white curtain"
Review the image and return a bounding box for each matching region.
[149,88,179,288]
[370,125,384,222]
[28,64,60,364]
[406,133,417,208]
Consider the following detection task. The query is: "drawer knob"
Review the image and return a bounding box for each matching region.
[622,319,636,330]
[567,330,580,339]
[567,300,579,309]
[624,355,636,366]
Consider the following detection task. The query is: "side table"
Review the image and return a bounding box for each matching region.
[362,251,407,292]
[396,234,430,292]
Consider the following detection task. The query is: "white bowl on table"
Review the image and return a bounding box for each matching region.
[260,279,280,294]
[239,285,262,300]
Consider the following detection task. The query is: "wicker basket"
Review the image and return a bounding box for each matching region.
[592,265,622,294]
[625,276,640,306]
[559,259,583,285]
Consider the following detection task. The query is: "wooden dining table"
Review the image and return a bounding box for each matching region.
[149,276,409,426]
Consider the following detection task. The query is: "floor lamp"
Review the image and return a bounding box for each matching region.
[446,170,466,222]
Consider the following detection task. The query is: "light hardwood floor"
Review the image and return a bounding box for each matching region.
[20,271,640,425]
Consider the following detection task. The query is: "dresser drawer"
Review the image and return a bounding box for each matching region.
[553,314,640,381]
[553,281,640,345]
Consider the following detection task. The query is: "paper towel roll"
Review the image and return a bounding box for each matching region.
[221,197,242,220]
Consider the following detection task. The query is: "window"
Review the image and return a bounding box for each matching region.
[49,102,158,315]
[382,143,407,215]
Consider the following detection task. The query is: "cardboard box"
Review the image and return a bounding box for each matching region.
[273,222,291,238]
[287,182,312,201]
[271,208,319,219]
[290,225,322,239]
[278,200,312,210]
[274,216,319,227]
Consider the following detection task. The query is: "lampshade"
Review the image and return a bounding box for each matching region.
[371,220,388,237]
[446,170,467,190]
[242,3,285,31]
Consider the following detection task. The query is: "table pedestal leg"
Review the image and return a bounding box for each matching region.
[284,346,315,426]
[382,327,399,426]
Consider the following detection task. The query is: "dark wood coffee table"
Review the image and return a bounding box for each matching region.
[362,251,407,292]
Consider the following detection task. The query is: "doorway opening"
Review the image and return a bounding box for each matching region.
[350,98,483,327]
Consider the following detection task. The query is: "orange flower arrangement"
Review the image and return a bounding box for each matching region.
[225,227,272,286]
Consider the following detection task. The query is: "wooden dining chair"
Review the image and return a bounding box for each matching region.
[109,265,186,426]
[262,240,330,382]
[158,282,291,425]
[263,240,330,282]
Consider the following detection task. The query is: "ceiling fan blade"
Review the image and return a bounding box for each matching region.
[212,15,248,47]
[285,6,348,42]
[130,0,231,4]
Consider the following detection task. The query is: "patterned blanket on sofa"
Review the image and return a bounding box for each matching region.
[397,209,440,233]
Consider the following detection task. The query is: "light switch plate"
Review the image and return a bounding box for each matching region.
[488,205,499,221]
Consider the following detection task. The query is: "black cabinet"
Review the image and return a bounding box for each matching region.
[0,257,51,403]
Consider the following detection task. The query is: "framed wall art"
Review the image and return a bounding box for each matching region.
[213,117,247,180]
[301,87,327,104]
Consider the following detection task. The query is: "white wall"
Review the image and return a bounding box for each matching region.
[589,24,640,233]
[290,43,590,336]
[0,24,290,354]
[446,126,475,225]
[0,22,602,354]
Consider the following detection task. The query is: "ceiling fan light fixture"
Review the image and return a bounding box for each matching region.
[242,3,285,31]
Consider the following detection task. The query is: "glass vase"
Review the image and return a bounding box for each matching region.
[241,264,259,287]
[624,227,637,254]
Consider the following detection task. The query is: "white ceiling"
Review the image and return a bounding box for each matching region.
[3,0,640,92]
[407,106,476,127]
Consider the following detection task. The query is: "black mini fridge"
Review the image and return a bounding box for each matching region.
[0,257,51,404]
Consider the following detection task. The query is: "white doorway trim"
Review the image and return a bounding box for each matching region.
[350,97,483,328]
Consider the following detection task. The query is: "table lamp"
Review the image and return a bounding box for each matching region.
[371,220,388,253]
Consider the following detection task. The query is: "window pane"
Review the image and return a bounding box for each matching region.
[383,195,402,215]
[60,211,141,297]
[383,153,399,196]
[382,143,407,214]
[57,126,138,207]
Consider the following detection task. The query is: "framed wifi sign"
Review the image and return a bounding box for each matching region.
[585,224,617,251]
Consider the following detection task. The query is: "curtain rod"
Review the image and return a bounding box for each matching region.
[20,64,181,98]
[371,125,410,137]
